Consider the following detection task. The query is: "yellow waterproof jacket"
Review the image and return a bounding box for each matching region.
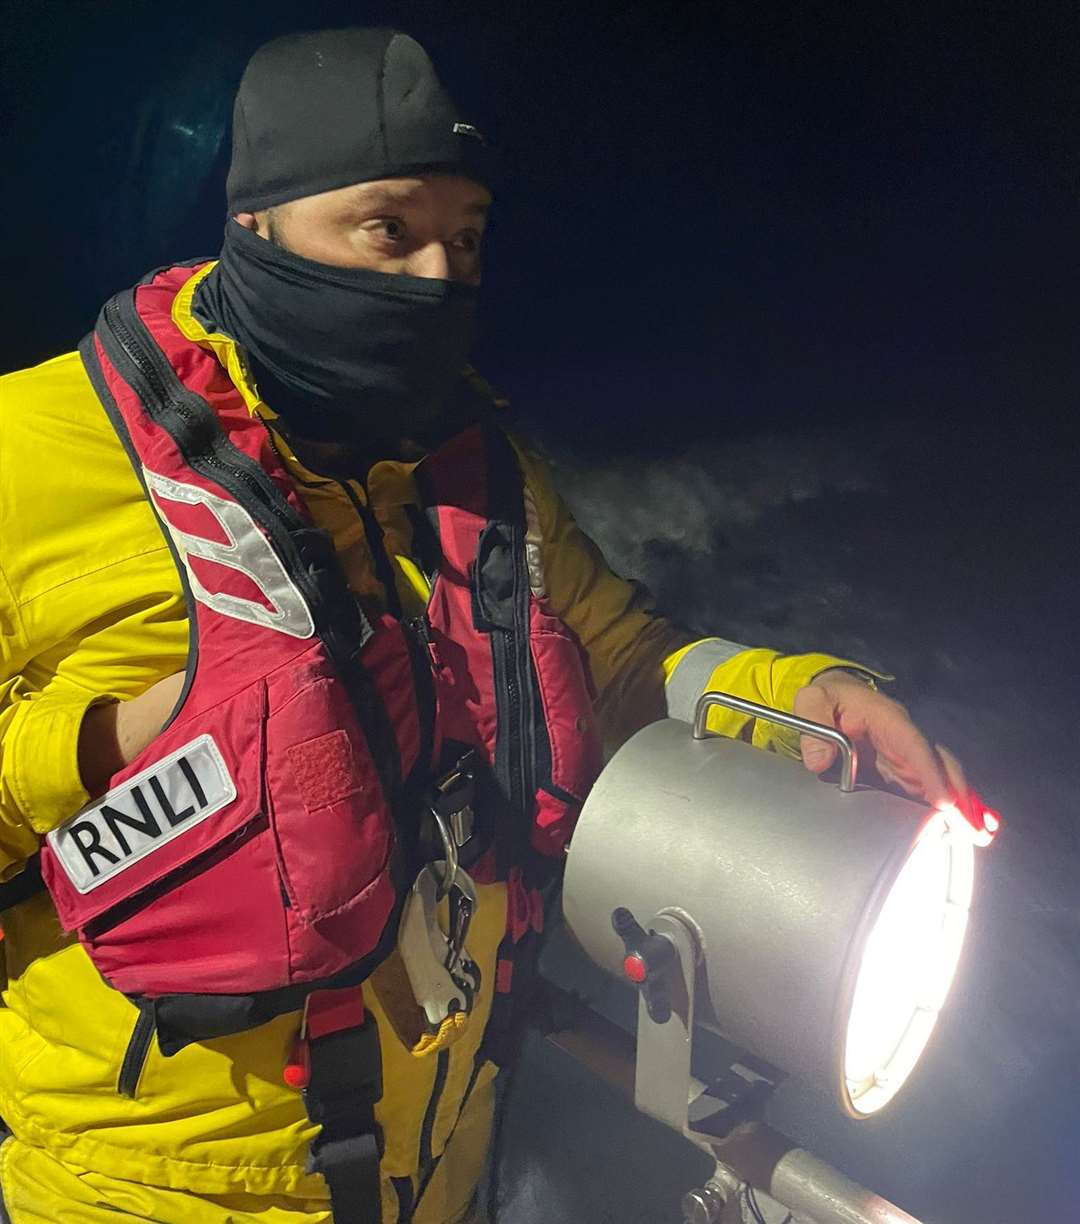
[0,269,858,1218]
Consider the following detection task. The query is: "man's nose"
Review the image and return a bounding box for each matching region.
[406,241,451,281]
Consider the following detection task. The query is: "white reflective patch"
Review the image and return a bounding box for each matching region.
[523,484,547,599]
[145,469,315,639]
[47,735,237,895]
[665,637,749,722]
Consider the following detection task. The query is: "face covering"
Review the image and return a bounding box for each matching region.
[195,220,479,447]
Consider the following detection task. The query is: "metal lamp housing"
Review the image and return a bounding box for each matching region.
[561,697,976,1118]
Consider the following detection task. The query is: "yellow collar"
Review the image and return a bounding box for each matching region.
[170,262,277,420]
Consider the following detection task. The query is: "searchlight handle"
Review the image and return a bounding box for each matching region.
[692,690,859,793]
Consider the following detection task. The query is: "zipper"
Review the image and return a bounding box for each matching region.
[480,519,535,865]
[101,298,318,601]
[98,292,402,799]
[504,523,535,823]
[404,615,437,780]
[100,295,342,654]
[117,1004,155,1099]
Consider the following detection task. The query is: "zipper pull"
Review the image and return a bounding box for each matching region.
[283,1034,310,1090]
[410,614,442,672]
[283,996,311,1089]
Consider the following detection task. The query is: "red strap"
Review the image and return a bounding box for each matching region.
[506,869,529,943]
[284,987,367,1090]
[306,986,367,1040]
[495,958,514,994]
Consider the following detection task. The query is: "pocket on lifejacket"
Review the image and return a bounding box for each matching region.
[528,603,603,856]
[264,656,393,924]
[42,677,281,996]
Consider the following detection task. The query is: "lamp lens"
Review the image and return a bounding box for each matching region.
[843,810,974,1115]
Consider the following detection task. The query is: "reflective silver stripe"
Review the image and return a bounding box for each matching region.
[523,483,546,599]
[145,469,315,639]
[664,637,749,722]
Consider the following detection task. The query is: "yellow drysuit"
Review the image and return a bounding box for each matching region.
[0,266,859,1222]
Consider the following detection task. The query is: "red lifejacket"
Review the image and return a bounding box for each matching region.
[35,262,602,1056]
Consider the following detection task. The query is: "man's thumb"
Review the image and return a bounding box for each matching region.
[800,733,837,773]
[794,685,838,774]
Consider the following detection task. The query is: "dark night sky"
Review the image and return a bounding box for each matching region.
[3,1,1077,450]
[2,4,1080,1222]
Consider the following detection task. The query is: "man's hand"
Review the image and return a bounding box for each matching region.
[792,668,968,807]
[77,672,187,798]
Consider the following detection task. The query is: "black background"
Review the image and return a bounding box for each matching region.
[4,1,1077,452]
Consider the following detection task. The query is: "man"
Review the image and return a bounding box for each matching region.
[0,27,969,1224]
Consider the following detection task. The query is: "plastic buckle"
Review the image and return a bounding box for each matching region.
[432,754,477,846]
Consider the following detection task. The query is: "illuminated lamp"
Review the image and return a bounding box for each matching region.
[562,691,993,1127]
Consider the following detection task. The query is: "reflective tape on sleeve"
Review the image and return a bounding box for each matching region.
[664,637,749,723]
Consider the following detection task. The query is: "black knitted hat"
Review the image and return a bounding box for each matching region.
[226,27,494,213]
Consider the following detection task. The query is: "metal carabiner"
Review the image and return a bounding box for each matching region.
[445,869,478,975]
[430,804,461,901]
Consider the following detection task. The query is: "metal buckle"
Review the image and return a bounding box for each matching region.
[448,802,475,849]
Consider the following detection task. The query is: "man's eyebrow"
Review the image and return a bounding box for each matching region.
[343,184,491,218]
[344,185,418,210]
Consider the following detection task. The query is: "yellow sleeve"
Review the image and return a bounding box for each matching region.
[0,554,188,877]
[0,353,191,877]
[510,437,885,756]
[510,440,694,751]
[663,640,886,757]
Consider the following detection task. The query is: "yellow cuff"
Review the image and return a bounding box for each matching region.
[682,647,891,759]
[770,652,891,719]
[8,689,100,835]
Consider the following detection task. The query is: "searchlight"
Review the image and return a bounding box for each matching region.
[561,690,996,1222]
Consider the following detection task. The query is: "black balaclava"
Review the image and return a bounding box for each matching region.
[195,27,495,449]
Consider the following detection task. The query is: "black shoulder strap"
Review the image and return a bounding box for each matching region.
[305,1014,385,1224]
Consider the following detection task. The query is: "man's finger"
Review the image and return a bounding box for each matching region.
[811,675,950,804]
[868,709,951,805]
[934,743,970,803]
[792,683,838,773]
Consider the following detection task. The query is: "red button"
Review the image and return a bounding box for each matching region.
[623,953,647,984]
[283,1035,311,1089]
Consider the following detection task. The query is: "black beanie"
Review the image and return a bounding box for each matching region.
[226,27,495,213]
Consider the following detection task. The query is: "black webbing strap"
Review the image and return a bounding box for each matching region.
[304,1015,384,1224]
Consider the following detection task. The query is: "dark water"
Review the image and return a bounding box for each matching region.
[496,412,1080,1224]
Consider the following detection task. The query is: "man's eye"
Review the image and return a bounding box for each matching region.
[366,218,407,242]
[454,230,482,254]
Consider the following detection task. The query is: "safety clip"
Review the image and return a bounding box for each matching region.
[399,862,480,1030]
